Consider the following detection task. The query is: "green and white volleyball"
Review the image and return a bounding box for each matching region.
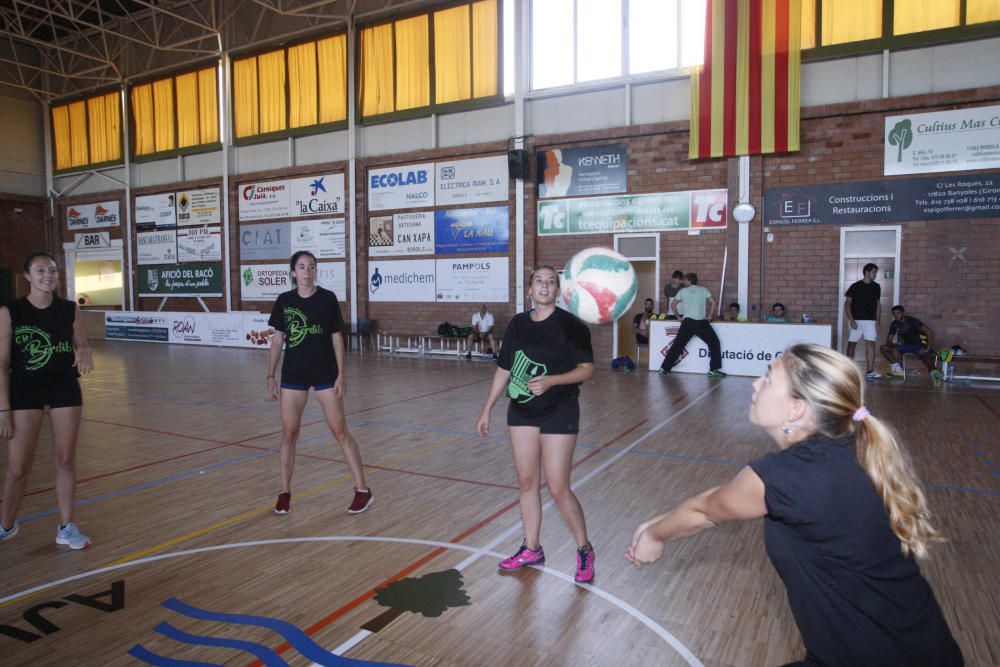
[562,247,638,325]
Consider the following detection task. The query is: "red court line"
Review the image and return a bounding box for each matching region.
[346,378,489,415]
[975,394,1000,421]
[80,417,231,445]
[249,417,651,665]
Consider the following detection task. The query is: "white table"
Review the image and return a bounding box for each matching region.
[647,321,833,377]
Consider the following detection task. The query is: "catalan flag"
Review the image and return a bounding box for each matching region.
[689,0,801,159]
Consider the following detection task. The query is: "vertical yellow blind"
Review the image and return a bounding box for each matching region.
[52,92,123,170]
[131,84,155,155]
[395,15,430,111]
[800,0,817,49]
[288,42,318,128]
[472,0,498,98]
[258,50,287,134]
[967,0,1000,23]
[435,5,472,104]
[175,72,200,148]
[318,35,347,123]
[69,101,89,166]
[197,68,219,144]
[233,57,260,138]
[86,92,121,164]
[894,0,960,35]
[361,24,395,117]
[822,0,881,45]
[51,105,72,170]
[152,79,175,152]
[131,66,218,156]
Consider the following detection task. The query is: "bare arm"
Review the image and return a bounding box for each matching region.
[707,296,716,321]
[0,307,11,439]
[876,300,882,332]
[527,362,594,397]
[332,331,347,397]
[267,330,285,400]
[477,366,512,437]
[626,466,767,567]
[919,323,934,352]
[71,303,93,374]
[844,297,856,328]
[671,299,681,318]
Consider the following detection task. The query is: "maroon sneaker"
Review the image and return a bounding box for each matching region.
[348,487,373,514]
[274,492,291,514]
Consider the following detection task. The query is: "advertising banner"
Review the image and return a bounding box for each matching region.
[291,218,345,258]
[238,180,291,221]
[367,164,435,211]
[177,227,222,262]
[176,188,221,226]
[885,105,1000,175]
[137,230,178,265]
[537,189,728,235]
[435,155,509,205]
[648,321,832,376]
[434,206,510,253]
[107,311,275,349]
[369,212,435,257]
[66,201,120,230]
[763,172,1000,226]
[136,193,177,229]
[435,257,509,302]
[316,261,347,298]
[367,259,436,302]
[240,222,291,260]
[537,143,628,198]
[288,174,345,217]
[105,312,170,342]
[240,263,292,301]
[139,262,223,296]
[74,232,111,249]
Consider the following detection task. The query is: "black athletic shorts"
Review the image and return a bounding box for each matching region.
[507,398,580,434]
[10,377,82,410]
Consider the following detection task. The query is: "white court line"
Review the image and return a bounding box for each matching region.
[0,536,701,666]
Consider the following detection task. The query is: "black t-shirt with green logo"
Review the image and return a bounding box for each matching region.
[268,287,345,386]
[498,308,593,416]
[6,296,78,384]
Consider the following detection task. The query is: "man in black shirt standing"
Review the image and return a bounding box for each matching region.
[844,263,882,380]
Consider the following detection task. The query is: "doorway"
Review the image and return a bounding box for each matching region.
[837,226,901,357]
[63,241,125,310]
[614,234,659,363]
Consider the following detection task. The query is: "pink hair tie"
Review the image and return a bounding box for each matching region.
[852,406,870,422]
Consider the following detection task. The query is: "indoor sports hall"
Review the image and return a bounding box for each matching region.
[2,1,999,665]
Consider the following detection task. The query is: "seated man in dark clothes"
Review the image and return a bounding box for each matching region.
[632,298,655,346]
[881,304,942,385]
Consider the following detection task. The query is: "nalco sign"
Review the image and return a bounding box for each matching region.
[66,201,120,230]
[238,174,345,221]
[367,164,435,211]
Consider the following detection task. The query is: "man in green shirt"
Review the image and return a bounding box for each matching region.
[658,273,725,377]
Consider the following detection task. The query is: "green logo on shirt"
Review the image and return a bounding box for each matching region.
[14,325,72,371]
[285,307,323,348]
[507,350,548,403]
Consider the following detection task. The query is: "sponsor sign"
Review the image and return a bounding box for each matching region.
[435,155,509,205]
[104,313,170,342]
[368,259,436,302]
[537,143,628,198]
[66,201,120,230]
[368,164,435,211]
[291,218,345,258]
[288,174,345,217]
[316,261,347,297]
[240,263,291,301]
[238,180,290,221]
[434,206,510,253]
[177,227,222,262]
[537,189,728,235]
[106,311,275,349]
[137,230,178,265]
[240,222,291,260]
[369,212,435,257]
[139,262,223,296]
[74,232,111,249]
[649,321,832,376]
[885,105,1000,175]
[763,172,1000,226]
[435,257,509,302]
[135,193,177,229]
[176,188,221,226]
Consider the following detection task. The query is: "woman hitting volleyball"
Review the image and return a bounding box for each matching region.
[627,344,963,666]
[266,251,372,515]
[477,266,596,583]
[1,252,93,549]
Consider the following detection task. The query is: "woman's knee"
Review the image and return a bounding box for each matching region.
[548,483,574,505]
[5,463,31,483]
[54,451,76,470]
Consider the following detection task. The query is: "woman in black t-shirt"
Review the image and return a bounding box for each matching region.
[266,251,372,516]
[476,266,597,584]
[1,252,94,549]
[626,344,962,666]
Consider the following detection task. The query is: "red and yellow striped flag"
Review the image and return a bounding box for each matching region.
[689,0,801,159]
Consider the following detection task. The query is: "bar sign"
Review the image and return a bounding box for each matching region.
[75,232,111,248]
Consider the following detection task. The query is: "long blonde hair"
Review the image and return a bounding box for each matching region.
[781,344,941,558]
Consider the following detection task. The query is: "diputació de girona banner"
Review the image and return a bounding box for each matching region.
[537,189,728,236]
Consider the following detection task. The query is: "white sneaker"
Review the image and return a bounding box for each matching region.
[55,522,90,550]
[865,370,883,380]
[0,521,18,542]
[890,363,904,377]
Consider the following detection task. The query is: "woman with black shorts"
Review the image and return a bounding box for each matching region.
[266,251,372,515]
[1,252,93,549]
[476,265,596,583]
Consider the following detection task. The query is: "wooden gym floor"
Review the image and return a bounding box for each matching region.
[1,341,998,666]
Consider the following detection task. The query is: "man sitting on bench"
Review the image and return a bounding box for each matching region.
[466,303,496,359]
[881,304,942,385]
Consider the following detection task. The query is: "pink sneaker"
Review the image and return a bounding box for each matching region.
[575,544,595,583]
[498,542,545,571]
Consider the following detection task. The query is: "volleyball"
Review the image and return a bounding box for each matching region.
[562,247,638,325]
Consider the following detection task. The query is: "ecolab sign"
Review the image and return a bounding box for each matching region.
[367,164,435,212]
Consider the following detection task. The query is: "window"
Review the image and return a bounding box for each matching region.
[530,0,706,90]
[51,91,122,172]
[232,34,347,141]
[359,0,500,121]
[131,66,219,158]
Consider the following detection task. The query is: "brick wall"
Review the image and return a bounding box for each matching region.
[0,195,50,300]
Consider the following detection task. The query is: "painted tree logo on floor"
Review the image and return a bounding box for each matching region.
[367,569,471,630]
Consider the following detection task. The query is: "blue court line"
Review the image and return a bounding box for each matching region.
[971,443,1000,477]
[128,644,218,666]
[152,621,288,666]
